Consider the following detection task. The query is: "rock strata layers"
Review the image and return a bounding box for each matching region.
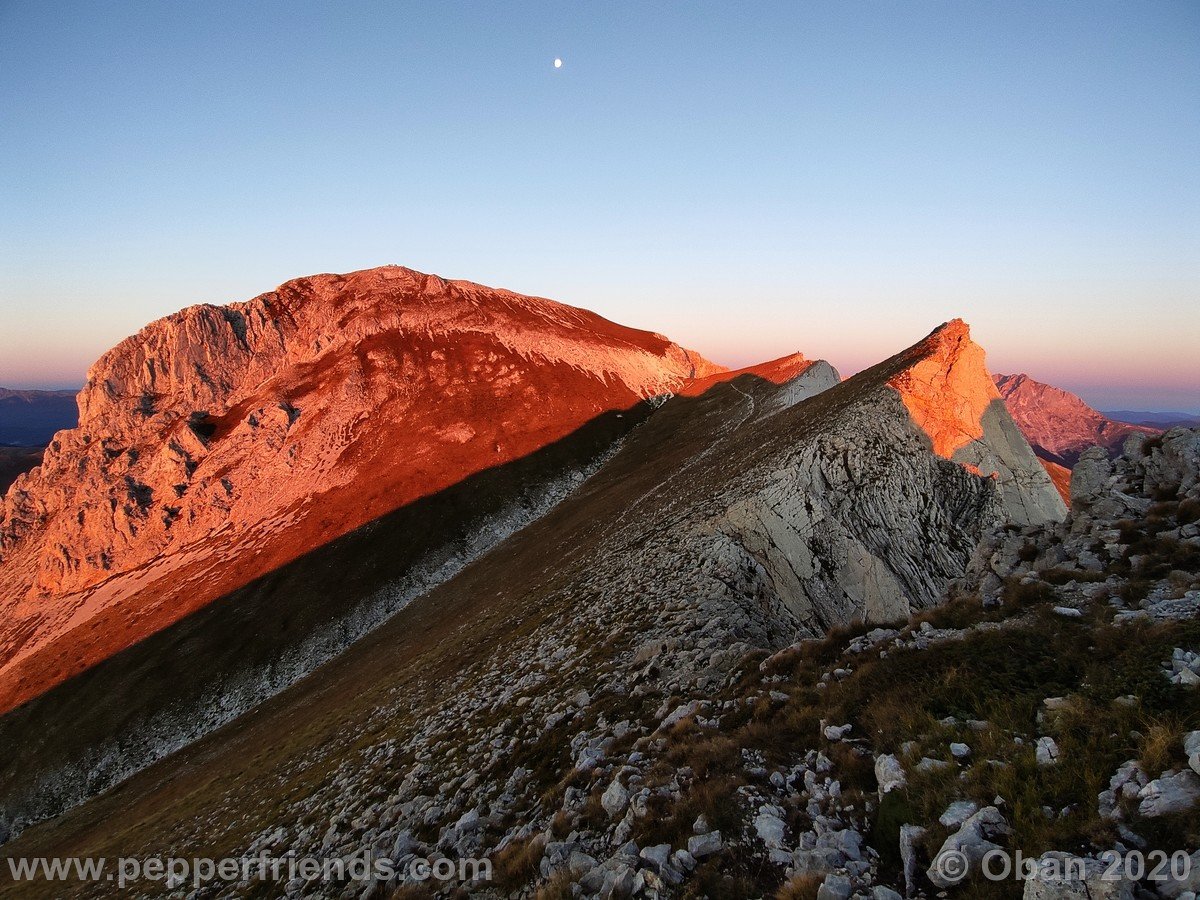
[0,266,723,714]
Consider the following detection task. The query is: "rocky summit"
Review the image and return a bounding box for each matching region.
[0,266,725,717]
[0,271,1194,900]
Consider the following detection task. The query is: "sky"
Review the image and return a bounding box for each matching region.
[0,1,1197,411]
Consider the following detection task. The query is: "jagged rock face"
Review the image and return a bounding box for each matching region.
[0,319,1069,863]
[1071,427,1200,517]
[895,325,1067,528]
[994,372,1159,468]
[710,320,1064,639]
[0,265,722,714]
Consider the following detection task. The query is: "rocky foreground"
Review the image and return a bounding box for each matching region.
[207,427,1197,900]
[173,429,1200,900]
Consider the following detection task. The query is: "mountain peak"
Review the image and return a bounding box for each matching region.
[993,371,1159,467]
[887,317,997,459]
[0,266,721,715]
[881,319,1065,525]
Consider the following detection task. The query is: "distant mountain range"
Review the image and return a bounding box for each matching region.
[1100,409,1200,430]
[0,388,77,447]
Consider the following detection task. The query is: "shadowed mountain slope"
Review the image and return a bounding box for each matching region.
[0,266,722,715]
[0,320,1062,886]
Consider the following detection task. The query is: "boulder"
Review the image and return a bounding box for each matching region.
[1154,849,1200,899]
[1036,736,1061,766]
[899,824,926,896]
[816,873,854,900]
[875,754,907,795]
[1070,447,1114,513]
[687,830,723,859]
[938,800,979,829]
[753,810,788,850]
[1143,428,1200,496]
[639,843,671,872]
[1138,770,1200,817]
[601,779,630,818]
[824,723,853,741]
[1185,731,1200,777]
[927,806,1011,889]
[1021,852,1132,899]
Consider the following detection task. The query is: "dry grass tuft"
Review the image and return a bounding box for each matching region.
[774,873,824,899]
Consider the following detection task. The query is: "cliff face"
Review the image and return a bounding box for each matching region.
[713,320,1065,640]
[0,266,722,714]
[0,318,1068,857]
[890,324,1068,527]
[994,372,1160,467]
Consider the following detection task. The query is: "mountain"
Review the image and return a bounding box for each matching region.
[993,373,1160,468]
[0,265,726,718]
[0,316,1065,853]
[1101,409,1200,430]
[0,448,44,494]
[0,388,77,446]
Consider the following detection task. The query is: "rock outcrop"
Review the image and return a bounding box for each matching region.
[0,266,724,715]
[0,317,1067,842]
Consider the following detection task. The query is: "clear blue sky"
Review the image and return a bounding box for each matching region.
[1,1,1197,410]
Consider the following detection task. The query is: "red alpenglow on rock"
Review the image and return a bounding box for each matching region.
[0,266,724,714]
[993,373,1160,468]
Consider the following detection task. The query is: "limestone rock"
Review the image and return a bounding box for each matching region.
[1138,770,1200,817]
[927,806,1011,889]
[1021,852,1133,899]
[875,754,906,795]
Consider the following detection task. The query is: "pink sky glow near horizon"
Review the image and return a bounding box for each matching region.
[1,271,1196,414]
[2,5,1197,413]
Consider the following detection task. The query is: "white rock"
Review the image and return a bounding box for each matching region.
[1138,770,1200,817]
[1153,848,1200,899]
[824,723,853,741]
[1036,736,1061,766]
[1021,852,1132,899]
[639,843,671,872]
[938,800,979,828]
[601,779,630,818]
[1186,731,1200,776]
[899,824,926,897]
[927,806,1011,889]
[659,700,701,730]
[875,754,906,795]
[816,873,853,900]
[687,830,723,859]
[753,810,788,850]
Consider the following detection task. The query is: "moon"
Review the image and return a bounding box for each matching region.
[553,58,563,69]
